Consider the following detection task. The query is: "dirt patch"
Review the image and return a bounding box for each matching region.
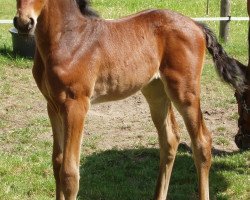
[0,66,240,154]
[85,91,239,154]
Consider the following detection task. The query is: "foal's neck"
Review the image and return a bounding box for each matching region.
[36,0,85,54]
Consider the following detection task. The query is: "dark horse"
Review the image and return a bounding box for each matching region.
[13,0,246,199]
[234,0,250,150]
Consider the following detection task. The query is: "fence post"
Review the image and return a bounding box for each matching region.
[220,0,230,42]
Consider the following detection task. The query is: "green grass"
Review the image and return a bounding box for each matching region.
[0,150,54,199]
[0,0,250,200]
[79,148,250,200]
[0,0,16,19]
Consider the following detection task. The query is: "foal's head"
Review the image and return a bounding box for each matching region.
[14,0,98,34]
[14,0,47,34]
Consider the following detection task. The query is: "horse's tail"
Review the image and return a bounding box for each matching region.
[197,22,247,94]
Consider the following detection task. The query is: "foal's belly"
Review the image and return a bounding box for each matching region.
[90,66,160,104]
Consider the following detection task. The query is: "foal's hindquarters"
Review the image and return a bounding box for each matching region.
[141,28,211,199]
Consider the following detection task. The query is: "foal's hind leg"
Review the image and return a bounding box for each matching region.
[142,79,180,200]
[162,61,212,200]
[47,103,65,200]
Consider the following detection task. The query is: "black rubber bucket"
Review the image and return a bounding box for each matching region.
[9,27,35,58]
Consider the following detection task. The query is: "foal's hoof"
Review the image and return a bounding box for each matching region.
[235,131,250,150]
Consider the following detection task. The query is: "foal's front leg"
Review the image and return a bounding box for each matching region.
[48,103,65,200]
[60,97,89,200]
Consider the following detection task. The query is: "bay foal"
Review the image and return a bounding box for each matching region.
[13,0,246,199]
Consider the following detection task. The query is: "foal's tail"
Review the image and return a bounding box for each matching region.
[197,22,247,94]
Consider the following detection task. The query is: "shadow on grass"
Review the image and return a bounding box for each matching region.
[0,47,17,59]
[78,145,239,200]
[0,47,33,61]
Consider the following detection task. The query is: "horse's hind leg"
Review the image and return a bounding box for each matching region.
[161,58,212,200]
[142,79,180,200]
[47,103,65,200]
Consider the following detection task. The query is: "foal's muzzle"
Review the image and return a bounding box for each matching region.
[13,16,35,34]
[235,129,250,150]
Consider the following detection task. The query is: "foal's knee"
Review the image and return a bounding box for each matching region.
[193,134,212,167]
[60,165,79,197]
[53,153,63,168]
[159,135,179,165]
[52,152,63,181]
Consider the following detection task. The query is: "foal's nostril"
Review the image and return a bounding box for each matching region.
[30,18,35,26]
[13,16,18,29]
[28,18,35,30]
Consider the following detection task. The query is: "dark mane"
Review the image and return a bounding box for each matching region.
[75,0,99,17]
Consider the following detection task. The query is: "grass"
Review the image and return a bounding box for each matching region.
[0,0,250,200]
[78,148,250,200]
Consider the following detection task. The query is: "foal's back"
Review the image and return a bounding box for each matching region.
[90,9,206,104]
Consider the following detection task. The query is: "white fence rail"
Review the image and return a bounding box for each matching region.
[193,17,249,21]
[0,20,13,24]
